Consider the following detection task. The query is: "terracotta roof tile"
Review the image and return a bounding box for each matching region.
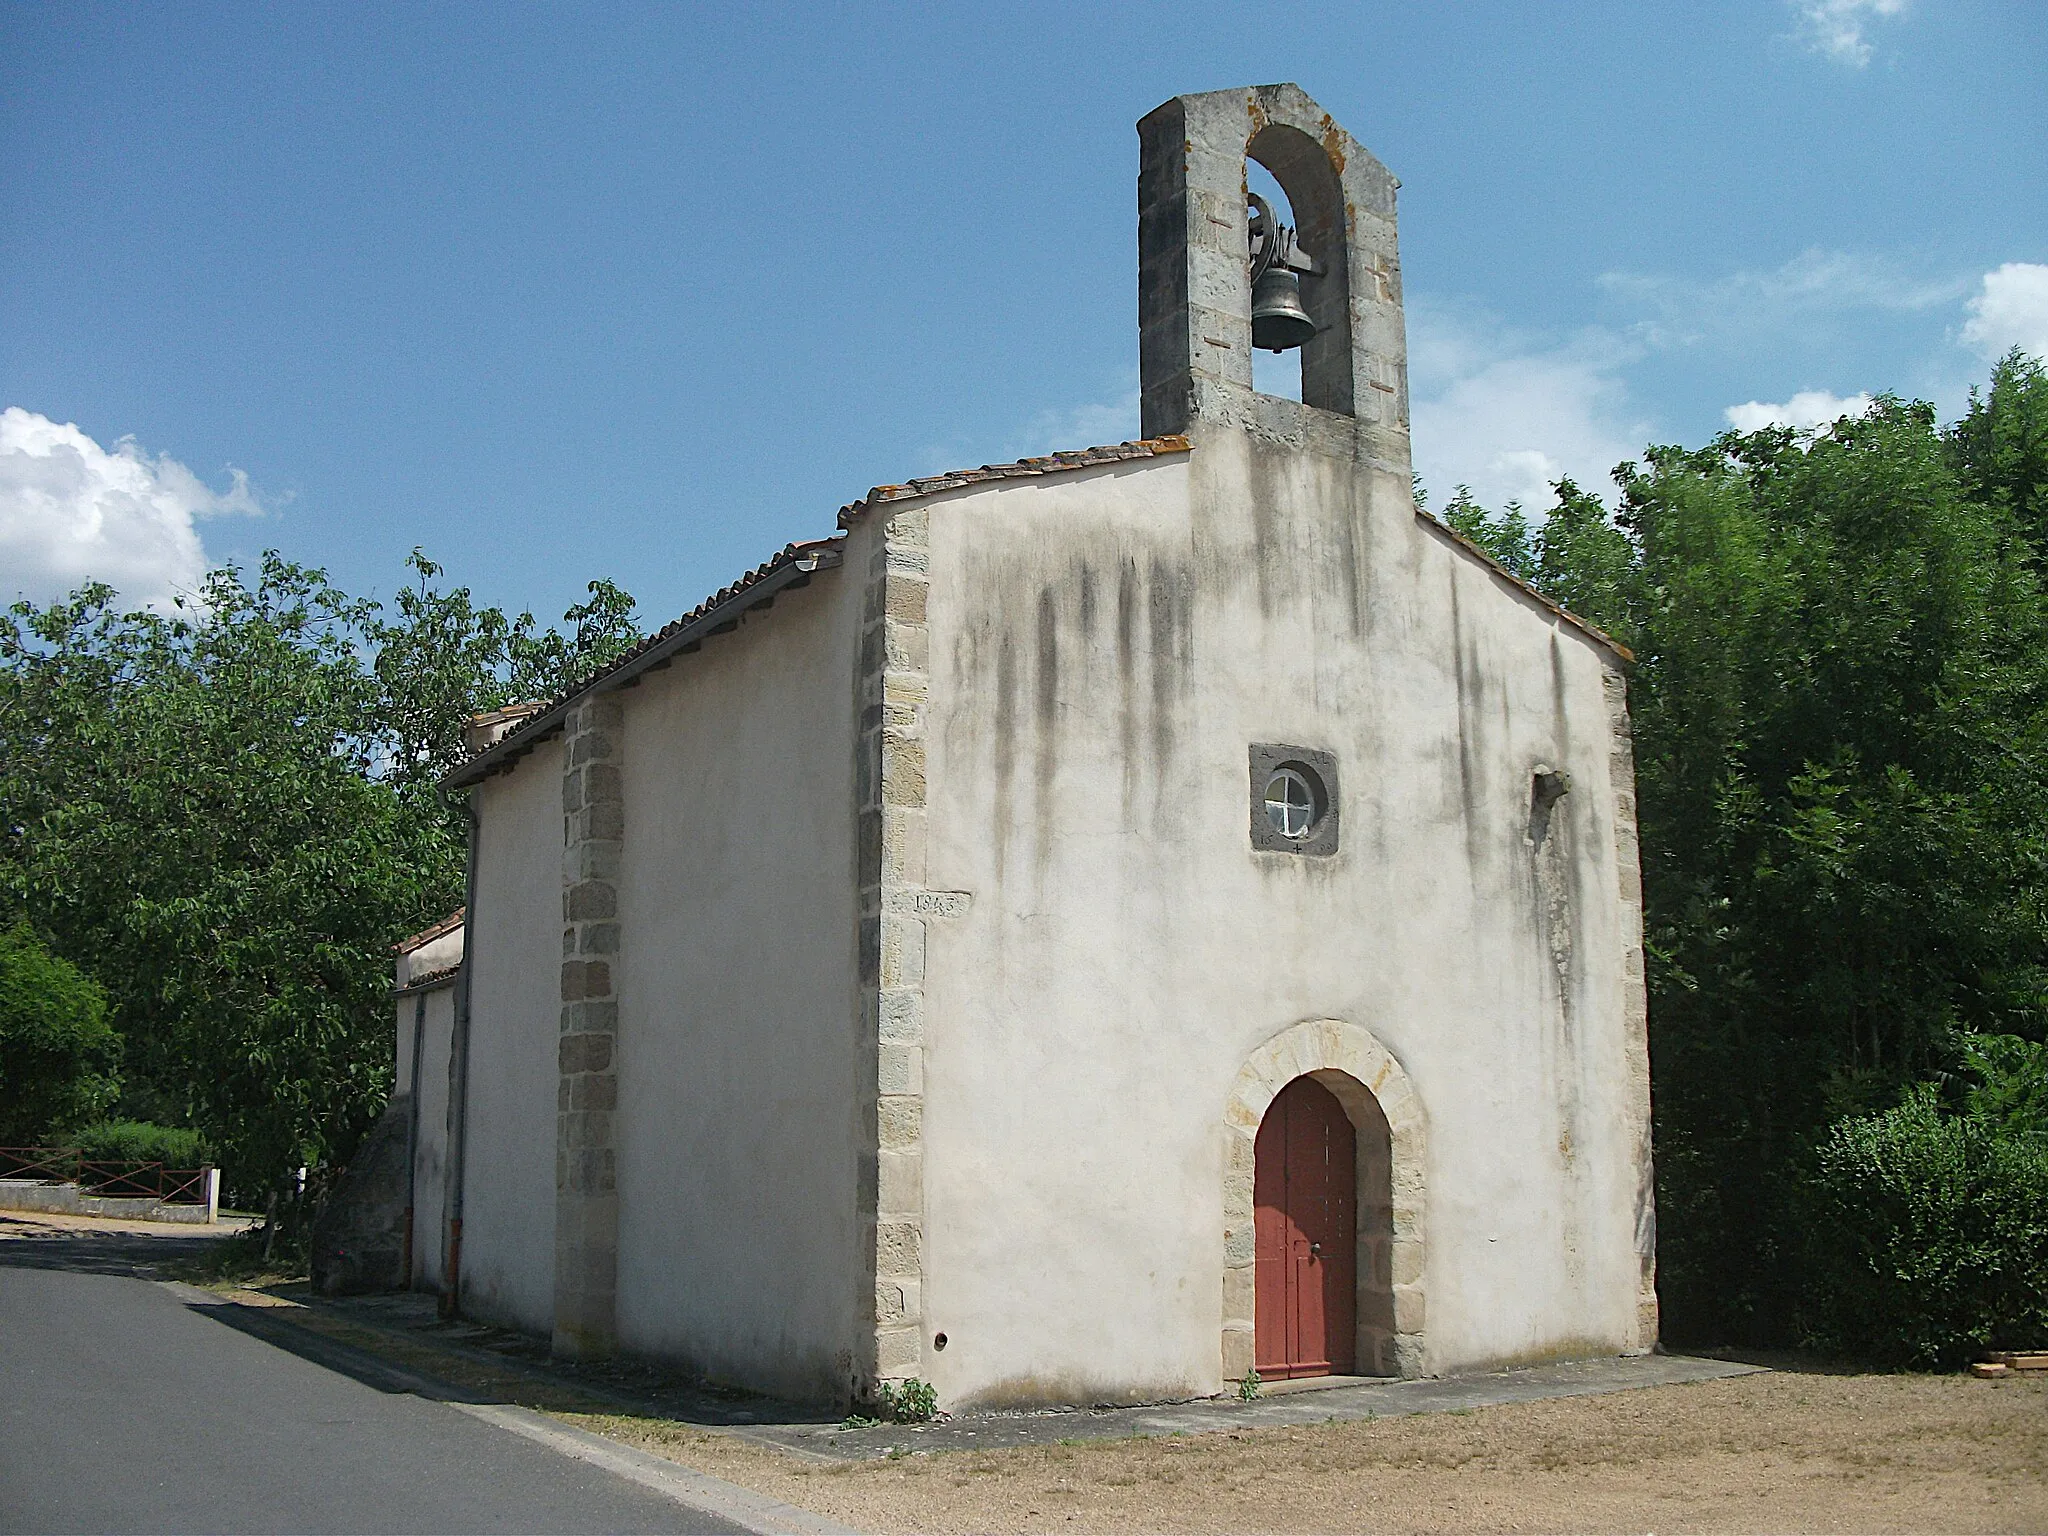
[395,908,465,955]
[394,963,461,995]
[447,439,1193,785]
[837,437,1190,528]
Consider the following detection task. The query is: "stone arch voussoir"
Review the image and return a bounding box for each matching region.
[1222,1018,1427,1384]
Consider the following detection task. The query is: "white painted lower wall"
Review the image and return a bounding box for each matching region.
[457,743,565,1333]
[612,566,865,1405]
[402,984,455,1291]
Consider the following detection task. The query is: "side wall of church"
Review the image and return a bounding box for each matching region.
[458,740,568,1333]
[400,983,455,1291]
[908,432,1651,1409]
[610,565,867,1404]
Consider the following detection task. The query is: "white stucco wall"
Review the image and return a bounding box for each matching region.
[612,569,865,1404]
[912,429,1645,1408]
[405,983,455,1291]
[397,925,464,994]
[457,743,565,1333]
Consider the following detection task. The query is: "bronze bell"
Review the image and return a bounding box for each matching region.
[1251,266,1315,352]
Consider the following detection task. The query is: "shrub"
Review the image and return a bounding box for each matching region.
[874,1377,938,1423]
[1799,1045,2048,1369]
[73,1120,214,1168]
[0,922,121,1144]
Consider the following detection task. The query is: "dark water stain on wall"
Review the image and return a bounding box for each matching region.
[1448,569,1486,875]
[1117,555,1141,824]
[991,631,1017,883]
[1335,476,1367,639]
[1531,633,1589,1285]
[1034,585,1060,877]
[1244,447,1285,622]
[1146,554,1188,787]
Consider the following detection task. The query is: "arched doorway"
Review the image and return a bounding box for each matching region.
[1255,1076,1357,1377]
[1222,1019,1426,1384]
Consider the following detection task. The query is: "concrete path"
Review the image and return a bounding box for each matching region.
[310,1289,1763,1464]
[779,1352,1765,1459]
[0,1222,837,1535]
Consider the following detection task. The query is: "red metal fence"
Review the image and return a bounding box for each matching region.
[0,1147,210,1204]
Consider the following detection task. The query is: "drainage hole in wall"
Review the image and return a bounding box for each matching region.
[933,1332,948,1350]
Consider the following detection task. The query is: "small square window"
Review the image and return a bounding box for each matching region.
[1249,744,1339,856]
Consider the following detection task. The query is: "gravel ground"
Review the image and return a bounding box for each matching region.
[18,1218,2030,1535]
[570,1369,2048,1535]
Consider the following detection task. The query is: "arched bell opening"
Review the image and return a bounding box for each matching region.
[1245,162,1305,404]
[1222,1019,1426,1387]
[1246,123,1354,420]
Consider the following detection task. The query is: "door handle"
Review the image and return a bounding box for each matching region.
[1309,1242,1322,1256]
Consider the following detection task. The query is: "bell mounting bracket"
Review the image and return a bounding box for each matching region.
[1247,193,1320,281]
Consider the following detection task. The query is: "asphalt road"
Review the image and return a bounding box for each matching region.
[0,1232,751,1535]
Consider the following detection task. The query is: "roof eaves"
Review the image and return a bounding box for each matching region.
[1415,508,1634,665]
[394,963,461,997]
[442,537,845,791]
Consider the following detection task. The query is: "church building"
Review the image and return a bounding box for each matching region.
[398,84,1658,1413]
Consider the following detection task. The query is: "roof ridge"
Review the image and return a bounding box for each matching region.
[395,907,465,954]
[837,436,1190,527]
[1415,508,1634,664]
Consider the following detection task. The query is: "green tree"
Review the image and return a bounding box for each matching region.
[0,921,121,1143]
[0,551,639,1203]
[1952,349,2048,556]
[0,560,452,1197]
[1434,372,2048,1349]
[1800,1048,2048,1369]
[369,550,639,799]
[1443,485,1536,580]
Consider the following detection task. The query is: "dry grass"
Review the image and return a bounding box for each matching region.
[568,1370,2048,1534]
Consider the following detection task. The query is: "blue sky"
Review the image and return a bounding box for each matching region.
[3,0,2044,628]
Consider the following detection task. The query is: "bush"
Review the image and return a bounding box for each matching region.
[874,1377,939,1423]
[73,1120,213,1168]
[1800,1043,2048,1368]
[0,922,121,1144]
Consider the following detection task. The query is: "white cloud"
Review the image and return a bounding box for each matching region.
[1408,303,1649,512]
[0,407,264,611]
[1961,263,2048,361]
[921,371,1142,476]
[1022,381,1141,454]
[1791,0,1908,67]
[1724,389,1875,432]
[1602,248,1965,350]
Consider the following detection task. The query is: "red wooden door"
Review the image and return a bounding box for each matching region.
[1254,1076,1357,1379]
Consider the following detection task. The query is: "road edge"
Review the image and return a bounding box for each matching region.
[161,1281,861,1536]
[455,1402,861,1536]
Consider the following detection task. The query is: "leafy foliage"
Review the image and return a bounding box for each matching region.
[0,552,638,1202]
[0,921,120,1143]
[873,1377,939,1422]
[1799,1037,2048,1368]
[369,550,639,800]
[1952,350,2048,554]
[1443,364,2048,1354]
[72,1119,214,1168]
